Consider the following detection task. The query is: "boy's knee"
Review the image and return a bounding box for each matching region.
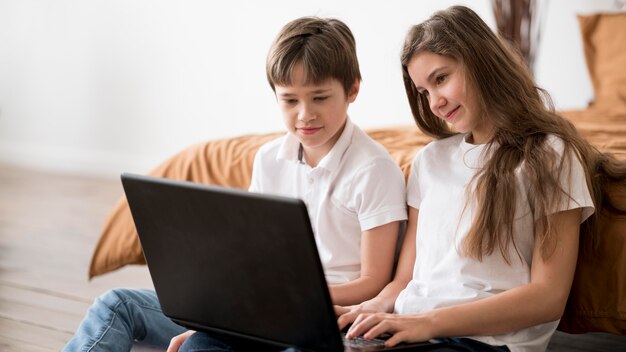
[96,288,137,308]
[94,288,161,316]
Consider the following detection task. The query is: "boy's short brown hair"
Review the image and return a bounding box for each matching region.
[266,17,362,96]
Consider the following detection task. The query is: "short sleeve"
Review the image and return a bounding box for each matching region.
[406,148,424,209]
[545,136,595,223]
[351,158,408,231]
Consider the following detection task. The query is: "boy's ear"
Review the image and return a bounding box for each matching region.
[347,80,360,103]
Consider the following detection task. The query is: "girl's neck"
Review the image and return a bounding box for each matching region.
[467,132,488,145]
[467,123,495,145]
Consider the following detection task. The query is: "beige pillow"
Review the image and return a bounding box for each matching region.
[578,12,626,107]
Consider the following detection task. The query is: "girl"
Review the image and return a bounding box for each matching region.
[338,5,626,352]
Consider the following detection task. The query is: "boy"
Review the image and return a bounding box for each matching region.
[64,16,407,352]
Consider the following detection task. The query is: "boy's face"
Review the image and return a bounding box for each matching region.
[274,64,359,164]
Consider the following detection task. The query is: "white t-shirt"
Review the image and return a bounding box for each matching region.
[249,119,408,284]
[394,133,594,352]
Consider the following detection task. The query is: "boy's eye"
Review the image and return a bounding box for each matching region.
[283,99,297,105]
[314,96,329,101]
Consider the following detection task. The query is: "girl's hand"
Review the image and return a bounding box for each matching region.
[167,330,195,352]
[346,313,433,347]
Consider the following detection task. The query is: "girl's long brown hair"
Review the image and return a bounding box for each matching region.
[401,5,626,262]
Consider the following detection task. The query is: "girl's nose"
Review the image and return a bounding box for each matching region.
[429,93,446,115]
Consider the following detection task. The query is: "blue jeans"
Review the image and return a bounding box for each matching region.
[63,288,187,352]
[181,332,510,352]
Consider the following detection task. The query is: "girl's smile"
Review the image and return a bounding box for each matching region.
[444,106,460,121]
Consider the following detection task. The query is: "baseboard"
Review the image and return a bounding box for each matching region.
[0,140,163,178]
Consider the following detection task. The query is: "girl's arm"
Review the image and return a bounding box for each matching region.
[329,220,400,306]
[345,207,581,347]
[336,207,418,324]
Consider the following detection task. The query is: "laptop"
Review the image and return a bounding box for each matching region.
[121,173,440,351]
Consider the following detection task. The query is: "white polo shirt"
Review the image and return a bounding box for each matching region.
[394,133,594,352]
[249,119,407,284]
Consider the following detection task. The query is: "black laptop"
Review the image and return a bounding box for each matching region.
[121,173,440,351]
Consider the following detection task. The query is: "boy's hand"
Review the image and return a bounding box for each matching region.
[335,298,389,331]
[334,305,353,318]
[336,305,359,331]
[167,330,195,352]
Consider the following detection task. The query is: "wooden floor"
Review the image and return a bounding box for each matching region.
[0,165,624,351]
[0,165,156,351]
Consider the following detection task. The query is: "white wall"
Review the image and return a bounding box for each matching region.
[0,0,621,177]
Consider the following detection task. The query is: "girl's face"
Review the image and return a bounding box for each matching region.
[274,63,359,166]
[407,51,492,144]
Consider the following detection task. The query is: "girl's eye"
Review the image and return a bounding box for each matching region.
[436,74,447,85]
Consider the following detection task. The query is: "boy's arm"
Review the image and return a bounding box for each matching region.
[336,207,417,329]
[365,206,418,309]
[328,220,400,306]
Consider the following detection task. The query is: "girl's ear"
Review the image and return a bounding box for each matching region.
[347,80,360,103]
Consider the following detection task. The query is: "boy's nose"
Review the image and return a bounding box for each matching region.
[298,107,316,122]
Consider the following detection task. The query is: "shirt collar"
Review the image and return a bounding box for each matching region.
[276,118,355,172]
[459,132,491,168]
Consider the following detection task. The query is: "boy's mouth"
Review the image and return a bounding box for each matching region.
[299,127,322,135]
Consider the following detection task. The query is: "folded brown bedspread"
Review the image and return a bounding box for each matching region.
[561,106,626,159]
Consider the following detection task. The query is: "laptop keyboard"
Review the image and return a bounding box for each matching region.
[342,335,387,348]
